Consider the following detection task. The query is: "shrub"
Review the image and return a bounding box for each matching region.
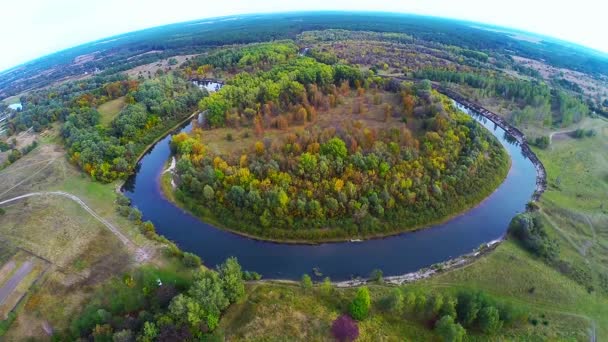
[508,213,559,260]
[116,193,131,206]
[242,271,262,280]
[331,314,359,342]
[182,252,202,268]
[128,207,143,222]
[301,274,313,290]
[369,269,383,283]
[349,287,371,320]
[533,136,549,149]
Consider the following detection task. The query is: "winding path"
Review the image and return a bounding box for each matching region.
[0,191,150,262]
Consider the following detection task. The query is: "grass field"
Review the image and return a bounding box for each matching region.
[97,96,126,126]
[0,127,165,339]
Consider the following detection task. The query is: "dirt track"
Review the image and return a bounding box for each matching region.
[0,260,33,306]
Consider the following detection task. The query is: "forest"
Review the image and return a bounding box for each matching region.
[414,68,589,127]
[5,73,204,181]
[169,43,509,241]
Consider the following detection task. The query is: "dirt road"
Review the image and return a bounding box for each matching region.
[0,260,33,306]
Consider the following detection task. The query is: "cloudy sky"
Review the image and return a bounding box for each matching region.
[0,0,605,71]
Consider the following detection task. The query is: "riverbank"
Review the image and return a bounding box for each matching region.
[434,86,547,200]
[255,237,503,287]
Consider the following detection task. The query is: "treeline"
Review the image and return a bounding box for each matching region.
[60,258,245,341]
[376,287,528,339]
[171,62,508,240]
[415,68,589,127]
[0,140,38,170]
[298,29,413,44]
[60,75,204,182]
[322,280,530,341]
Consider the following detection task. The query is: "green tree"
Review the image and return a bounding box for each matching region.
[381,288,404,314]
[169,294,206,329]
[321,277,333,295]
[479,306,503,334]
[140,321,159,342]
[456,291,479,327]
[320,137,347,159]
[189,271,229,310]
[218,257,245,303]
[435,315,466,342]
[203,185,215,201]
[349,286,371,320]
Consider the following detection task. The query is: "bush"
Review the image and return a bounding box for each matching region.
[182,252,202,268]
[349,287,371,320]
[0,207,5,216]
[116,193,131,206]
[533,136,549,149]
[128,207,143,222]
[242,271,262,281]
[331,314,359,342]
[369,269,383,283]
[301,274,313,290]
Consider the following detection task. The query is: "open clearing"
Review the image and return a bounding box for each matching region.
[196,90,403,157]
[97,96,126,126]
[124,54,199,79]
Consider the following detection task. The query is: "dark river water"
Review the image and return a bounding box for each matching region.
[123,103,536,280]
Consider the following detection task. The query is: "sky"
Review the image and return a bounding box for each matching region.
[0,0,606,72]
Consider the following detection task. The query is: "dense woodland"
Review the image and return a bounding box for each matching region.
[414,68,589,127]
[169,43,509,241]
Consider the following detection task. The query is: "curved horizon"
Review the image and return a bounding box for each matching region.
[1,5,607,74]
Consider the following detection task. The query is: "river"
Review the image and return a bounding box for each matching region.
[123,102,537,280]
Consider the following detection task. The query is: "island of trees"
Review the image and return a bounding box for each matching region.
[168,42,510,242]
